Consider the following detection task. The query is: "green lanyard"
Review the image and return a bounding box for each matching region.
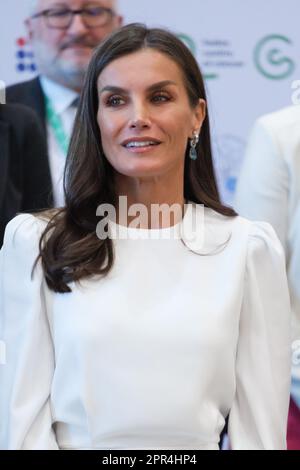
[45,94,70,156]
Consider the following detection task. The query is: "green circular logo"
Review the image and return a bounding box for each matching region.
[254,34,295,80]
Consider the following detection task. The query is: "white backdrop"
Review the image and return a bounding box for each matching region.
[0,0,299,204]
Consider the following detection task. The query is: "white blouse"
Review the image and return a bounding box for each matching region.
[0,203,291,450]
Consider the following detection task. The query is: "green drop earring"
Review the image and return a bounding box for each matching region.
[189,131,199,160]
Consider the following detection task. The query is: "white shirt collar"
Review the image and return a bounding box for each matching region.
[40,75,79,114]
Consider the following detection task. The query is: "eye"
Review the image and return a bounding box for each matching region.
[84,6,108,17]
[151,92,171,103]
[105,95,126,107]
[46,8,70,18]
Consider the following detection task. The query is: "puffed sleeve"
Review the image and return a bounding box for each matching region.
[228,221,291,450]
[0,214,59,449]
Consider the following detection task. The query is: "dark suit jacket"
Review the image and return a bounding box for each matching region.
[6,77,53,206]
[0,103,52,246]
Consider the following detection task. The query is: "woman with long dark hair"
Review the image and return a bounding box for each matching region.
[0,24,291,450]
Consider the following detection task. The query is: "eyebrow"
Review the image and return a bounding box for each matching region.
[99,80,178,95]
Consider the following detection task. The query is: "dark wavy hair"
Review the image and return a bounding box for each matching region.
[36,23,236,293]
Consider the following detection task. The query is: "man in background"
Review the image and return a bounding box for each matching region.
[7,0,123,207]
[234,104,300,450]
[0,103,50,246]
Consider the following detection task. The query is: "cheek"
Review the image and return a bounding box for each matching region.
[98,109,124,143]
[157,106,194,141]
[39,29,64,49]
[97,113,118,151]
[92,28,112,42]
[165,115,192,144]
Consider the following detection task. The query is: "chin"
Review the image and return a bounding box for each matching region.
[57,61,87,82]
[117,164,168,179]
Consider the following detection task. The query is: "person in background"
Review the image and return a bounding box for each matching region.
[7,0,123,207]
[234,104,300,450]
[0,103,50,247]
[0,24,291,450]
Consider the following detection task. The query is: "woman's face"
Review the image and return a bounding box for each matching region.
[97,49,205,178]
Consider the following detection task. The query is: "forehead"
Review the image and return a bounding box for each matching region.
[98,49,185,89]
[38,0,116,8]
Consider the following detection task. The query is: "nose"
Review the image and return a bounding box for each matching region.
[67,12,89,35]
[129,102,151,129]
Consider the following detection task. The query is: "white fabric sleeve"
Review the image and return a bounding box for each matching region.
[228,221,291,449]
[234,120,289,250]
[0,214,59,450]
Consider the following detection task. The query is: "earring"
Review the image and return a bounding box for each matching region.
[189,131,199,160]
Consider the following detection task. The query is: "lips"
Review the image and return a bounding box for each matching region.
[121,137,162,149]
[61,42,95,52]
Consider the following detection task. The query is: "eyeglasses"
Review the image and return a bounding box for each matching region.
[31,5,115,29]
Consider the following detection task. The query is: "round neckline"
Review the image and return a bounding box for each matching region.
[108,201,192,238]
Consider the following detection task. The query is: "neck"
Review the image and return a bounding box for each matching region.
[114,169,186,229]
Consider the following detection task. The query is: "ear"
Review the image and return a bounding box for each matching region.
[117,15,124,27]
[190,99,206,137]
[25,18,34,41]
